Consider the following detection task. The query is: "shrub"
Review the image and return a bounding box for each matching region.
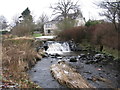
[87,23,119,50]
[58,22,119,50]
[59,26,87,43]
[11,23,34,37]
[85,20,100,27]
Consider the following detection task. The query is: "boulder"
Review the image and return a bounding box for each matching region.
[94,54,104,59]
[69,57,77,62]
[80,54,86,58]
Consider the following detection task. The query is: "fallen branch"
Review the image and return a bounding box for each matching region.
[50,61,94,88]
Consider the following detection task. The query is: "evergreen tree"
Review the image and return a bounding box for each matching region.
[12,7,35,36]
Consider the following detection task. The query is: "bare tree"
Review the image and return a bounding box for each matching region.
[12,14,20,26]
[50,0,80,19]
[0,15,8,30]
[99,0,120,32]
[57,17,77,31]
[36,13,49,33]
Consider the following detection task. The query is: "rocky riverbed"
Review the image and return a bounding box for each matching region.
[28,50,120,88]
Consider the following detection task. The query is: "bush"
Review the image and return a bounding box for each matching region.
[59,22,119,50]
[11,23,34,37]
[85,20,100,27]
[59,26,87,43]
[87,23,119,50]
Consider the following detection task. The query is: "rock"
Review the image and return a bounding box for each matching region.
[78,55,81,58]
[34,70,36,72]
[41,53,48,58]
[69,56,77,62]
[91,76,110,82]
[80,54,86,58]
[83,71,92,74]
[33,81,39,83]
[94,54,104,59]
[115,74,118,77]
[54,53,60,57]
[43,45,48,51]
[85,60,95,64]
[57,60,65,64]
[107,54,114,60]
[69,58,77,62]
[99,65,103,68]
[57,56,63,59]
[87,53,91,56]
[49,53,61,58]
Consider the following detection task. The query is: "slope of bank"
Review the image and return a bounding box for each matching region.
[2,36,43,88]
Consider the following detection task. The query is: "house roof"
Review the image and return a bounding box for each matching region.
[45,12,84,24]
[52,12,83,21]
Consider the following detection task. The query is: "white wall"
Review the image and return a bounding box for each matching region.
[44,22,58,35]
[44,17,86,35]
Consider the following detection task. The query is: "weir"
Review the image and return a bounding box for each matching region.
[45,41,71,55]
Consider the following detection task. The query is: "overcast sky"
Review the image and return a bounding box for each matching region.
[0,0,104,24]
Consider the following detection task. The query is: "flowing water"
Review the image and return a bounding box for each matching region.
[28,41,120,88]
[45,41,71,55]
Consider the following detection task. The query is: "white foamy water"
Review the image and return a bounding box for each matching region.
[46,42,71,55]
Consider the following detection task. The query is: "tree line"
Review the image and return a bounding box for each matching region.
[0,0,119,36]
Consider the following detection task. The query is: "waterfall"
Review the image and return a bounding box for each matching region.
[45,41,71,55]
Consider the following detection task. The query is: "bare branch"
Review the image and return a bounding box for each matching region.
[50,0,81,19]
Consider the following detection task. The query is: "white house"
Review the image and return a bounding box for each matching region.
[44,12,86,35]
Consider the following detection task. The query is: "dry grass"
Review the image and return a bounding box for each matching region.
[2,37,42,88]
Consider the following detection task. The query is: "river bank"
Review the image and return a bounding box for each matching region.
[2,36,43,88]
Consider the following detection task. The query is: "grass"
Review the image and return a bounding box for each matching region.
[33,33,42,37]
[80,41,119,59]
[102,46,119,58]
[2,37,42,88]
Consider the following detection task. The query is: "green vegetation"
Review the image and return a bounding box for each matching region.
[33,33,42,37]
[80,41,119,59]
[102,47,119,59]
[85,20,100,27]
[12,8,35,37]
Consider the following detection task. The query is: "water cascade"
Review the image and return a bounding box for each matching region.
[45,41,71,55]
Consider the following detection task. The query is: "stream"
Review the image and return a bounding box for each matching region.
[28,41,120,88]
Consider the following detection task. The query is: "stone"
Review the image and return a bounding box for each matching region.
[80,54,86,58]
[57,56,63,59]
[57,60,65,64]
[94,54,104,59]
[69,58,77,62]
[85,60,95,64]
[34,70,36,72]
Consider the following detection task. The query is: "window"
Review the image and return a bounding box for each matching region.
[46,24,52,28]
[48,29,51,33]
